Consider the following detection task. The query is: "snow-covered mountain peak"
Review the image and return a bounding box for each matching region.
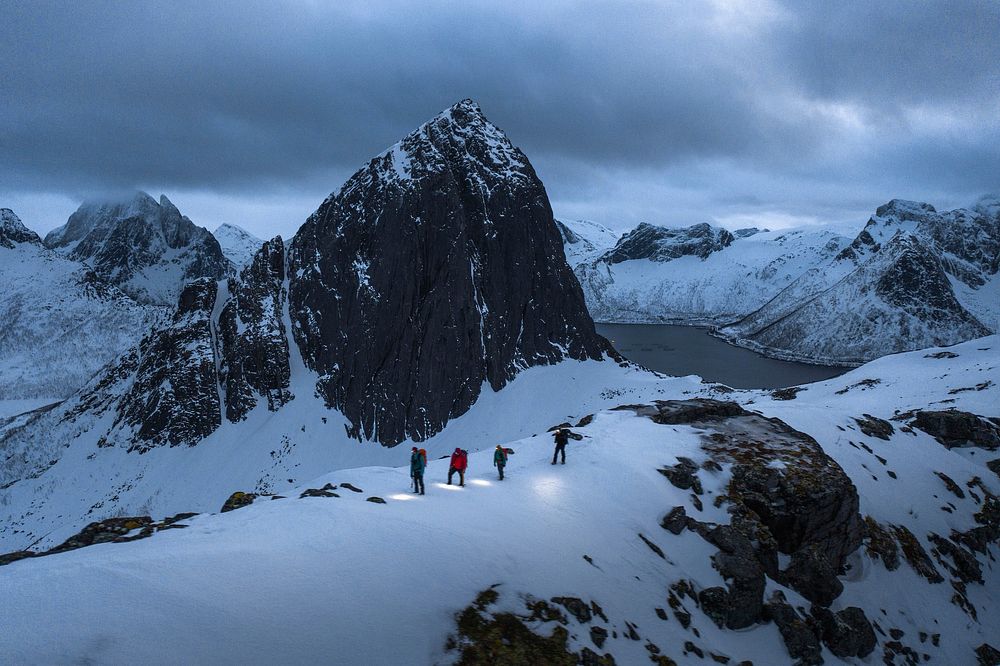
[212,223,264,268]
[0,208,41,247]
[601,221,735,264]
[339,99,531,203]
[42,191,231,305]
[873,198,937,220]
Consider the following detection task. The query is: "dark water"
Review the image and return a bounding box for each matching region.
[596,323,849,389]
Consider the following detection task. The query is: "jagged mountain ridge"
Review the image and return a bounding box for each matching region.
[44,192,232,305]
[0,208,164,400]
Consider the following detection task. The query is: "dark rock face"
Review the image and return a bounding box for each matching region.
[114,279,222,451]
[218,237,292,421]
[811,606,877,659]
[601,222,734,264]
[44,192,230,305]
[783,545,843,607]
[874,236,989,335]
[0,208,42,248]
[763,593,823,665]
[287,99,610,445]
[912,410,1000,450]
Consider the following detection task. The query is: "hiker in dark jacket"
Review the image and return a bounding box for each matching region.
[552,428,571,465]
[448,447,468,486]
[410,447,426,495]
[494,445,509,480]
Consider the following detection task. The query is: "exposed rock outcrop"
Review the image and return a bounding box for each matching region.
[911,410,1000,450]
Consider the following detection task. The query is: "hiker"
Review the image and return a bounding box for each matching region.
[494,444,509,480]
[552,428,571,465]
[410,446,426,495]
[448,447,468,486]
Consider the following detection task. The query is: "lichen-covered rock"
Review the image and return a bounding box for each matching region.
[448,588,610,665]
[763,593,823,665]
[864,517,900,570]
[912,410,1000,450]
[854,414,894,440]
[782,544,843,607]
[810,606,876,658]
[221,491,257,513]
[892,525,944,583]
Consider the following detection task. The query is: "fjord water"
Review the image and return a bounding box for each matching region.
[596,323,848,389]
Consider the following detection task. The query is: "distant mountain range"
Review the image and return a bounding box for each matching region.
[563,195,999,365]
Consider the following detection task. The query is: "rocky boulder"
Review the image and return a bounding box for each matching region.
[912,410,1000,450]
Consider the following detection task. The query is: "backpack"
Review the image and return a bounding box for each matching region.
[419,449,428,466]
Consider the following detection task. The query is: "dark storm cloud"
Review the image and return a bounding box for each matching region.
[1,1,997,236]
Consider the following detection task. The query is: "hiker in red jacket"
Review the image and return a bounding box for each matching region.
[447,447,468,486]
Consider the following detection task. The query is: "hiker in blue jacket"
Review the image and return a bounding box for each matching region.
[410,446,426,495]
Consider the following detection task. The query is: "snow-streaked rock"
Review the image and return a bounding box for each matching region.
[44,192,232,305]
[212,223,264,268]
[0,209,163,400]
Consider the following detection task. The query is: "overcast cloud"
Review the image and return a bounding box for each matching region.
[1,0,998,239]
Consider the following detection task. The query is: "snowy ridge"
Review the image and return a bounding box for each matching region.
[212,223,264,268]
[2,337,998,664]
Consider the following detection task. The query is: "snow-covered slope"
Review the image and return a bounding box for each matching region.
[720,199,998,364]
[212,222,264,268]
[555,218,619,266]
[574,225,850,324]
[2,337,997,665]
[0,208,163,400]
[44,192,232,305]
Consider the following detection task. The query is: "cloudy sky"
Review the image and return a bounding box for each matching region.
[2,0,998,239]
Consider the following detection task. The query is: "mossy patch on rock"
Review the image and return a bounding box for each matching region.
[448,588,616,666]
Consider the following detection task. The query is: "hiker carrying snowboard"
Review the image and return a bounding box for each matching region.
[494,444,513,480]
[448,447,468,486]
[552,428,572,465]
[410,446,426,495]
